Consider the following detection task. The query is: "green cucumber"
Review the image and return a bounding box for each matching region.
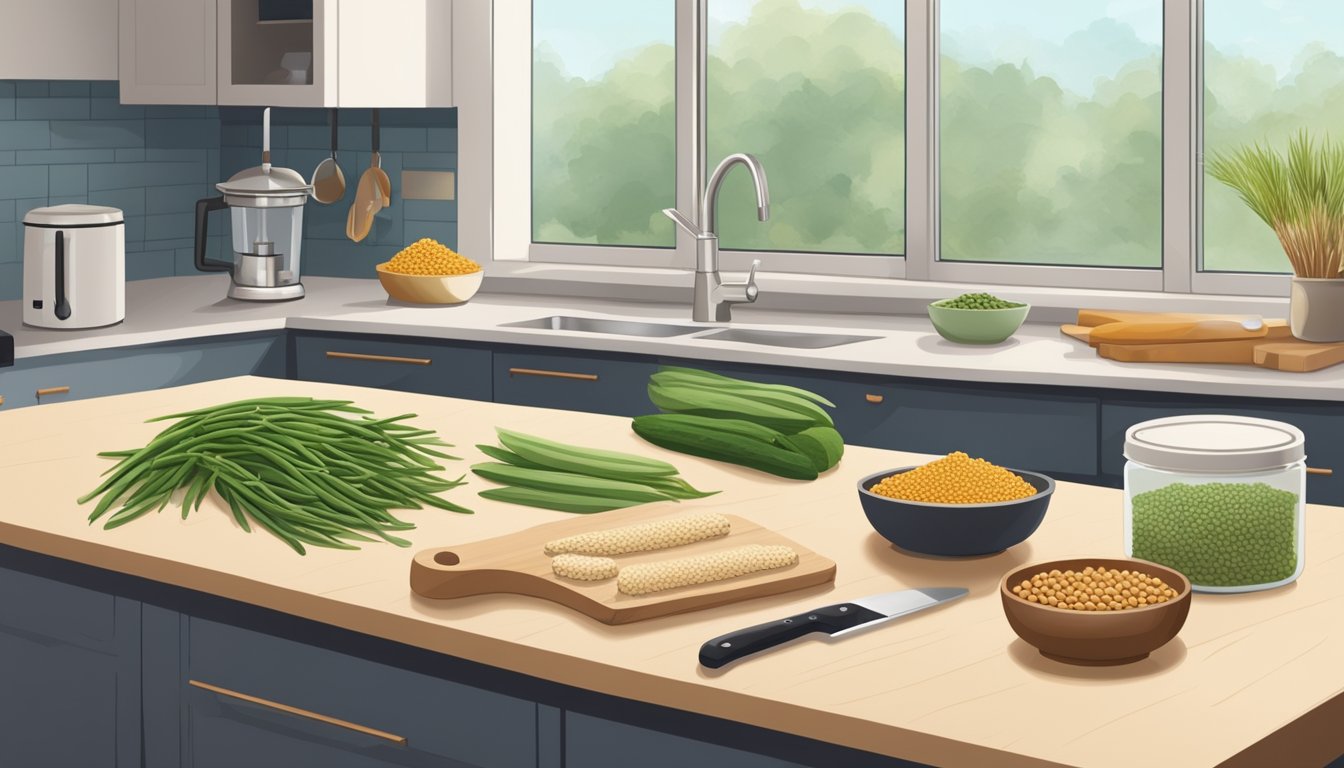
[778,434,830,473]
[633,413,784,443]
[797,426,844,467]
[477,486,642,514]
[647,383,818,433]
[496,428,678,480]
[653,366,836,407]
[470,462,676,503]
[631,416,818,481]
[649,379,833,427]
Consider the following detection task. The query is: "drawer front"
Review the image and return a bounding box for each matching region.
[0,333,284,410]
[1102,400,1344,506]
[0,566,117,649]
[495,348,660,416]
[187,618,536,768]
[294,334,492,400]
[873,384,1099,477]
[566,713,809,768]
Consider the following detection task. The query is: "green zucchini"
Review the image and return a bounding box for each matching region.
[647,383,818,433]
[648,379,833,427]
[477,486,642,514]
[470,462,677,503]
[631,416,818,481]
[652,366,837,407]
[778,427,844,473]
[633,413,784,443]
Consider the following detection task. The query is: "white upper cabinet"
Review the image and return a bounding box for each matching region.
[118,0,452,108]
[119,0,218,104]
[336,0,452,108]
[0,0,118,80]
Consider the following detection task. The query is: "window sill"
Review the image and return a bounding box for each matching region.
[482,261,1291,324]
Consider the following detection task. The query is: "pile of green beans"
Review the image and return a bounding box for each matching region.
[79,397,472,554]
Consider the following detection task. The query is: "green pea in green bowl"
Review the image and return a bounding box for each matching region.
[927,299,1031,345]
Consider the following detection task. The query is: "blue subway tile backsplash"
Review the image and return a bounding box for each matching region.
[0,82,458,301]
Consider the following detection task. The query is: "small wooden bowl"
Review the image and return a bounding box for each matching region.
[376,262,483,304]
[1000,557,1191,666]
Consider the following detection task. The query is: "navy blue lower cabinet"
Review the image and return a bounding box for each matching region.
[564,712,811,768]
[293,332,493,401]
[865,383,1100,479]
[1100,397,1344,505]
[494,347,660,416]
[180,618,538,768]
[0,332,286,410]
[0,566,140,768]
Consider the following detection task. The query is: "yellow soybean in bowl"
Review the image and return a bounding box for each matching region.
[378,238,483,304]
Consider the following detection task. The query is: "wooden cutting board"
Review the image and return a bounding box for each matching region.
[1254,341,1344,372]
[409,505,837,624]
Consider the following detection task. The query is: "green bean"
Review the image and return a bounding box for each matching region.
[81,397,472,554]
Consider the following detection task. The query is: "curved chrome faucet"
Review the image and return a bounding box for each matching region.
[664,153,770,322]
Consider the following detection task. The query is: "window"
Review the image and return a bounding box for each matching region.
[481,0,1333,297]
[1202,0,1344,274]
[531,0,676,248]
[939,0,1163,269]
[707,0,905,256]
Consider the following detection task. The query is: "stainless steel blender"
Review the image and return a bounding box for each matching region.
[194,108,312,301]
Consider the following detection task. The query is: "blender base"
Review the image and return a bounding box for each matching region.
[228,282,305,301]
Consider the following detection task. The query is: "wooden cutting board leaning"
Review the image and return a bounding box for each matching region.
[410,504,837,624]
[1061,309,1344,371]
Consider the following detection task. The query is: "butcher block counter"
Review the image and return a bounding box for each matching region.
[0,376,1342,768]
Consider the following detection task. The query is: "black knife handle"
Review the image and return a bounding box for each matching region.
[699,603,886,669]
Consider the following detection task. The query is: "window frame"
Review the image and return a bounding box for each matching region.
[478,0,1300,298]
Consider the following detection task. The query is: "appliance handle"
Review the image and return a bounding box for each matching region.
[194,196,233,273]
[53,230,71,321]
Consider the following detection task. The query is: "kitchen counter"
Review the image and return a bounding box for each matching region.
[2,275,1343,401]
[2,376,1342,768]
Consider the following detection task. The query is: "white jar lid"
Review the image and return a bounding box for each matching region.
[23,204,123,226]
[1124,414,1305,473]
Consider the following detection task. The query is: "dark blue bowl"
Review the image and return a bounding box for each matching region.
[857,467,1054,557]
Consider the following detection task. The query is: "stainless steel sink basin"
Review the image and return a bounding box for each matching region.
[502,315,703,337]
[694,327,880,349]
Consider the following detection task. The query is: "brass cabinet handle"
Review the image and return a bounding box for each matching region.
[36,386,70,397]
[0,395,5,407]
[1308,467,1333,476]
[508,367,598,382]
[865,394,884,404]
[326,351,431,366]
[188,680,407,745]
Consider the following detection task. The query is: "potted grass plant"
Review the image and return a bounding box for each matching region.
[1208,130,1344,342]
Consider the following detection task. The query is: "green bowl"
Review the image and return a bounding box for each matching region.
[927,300,1031,344]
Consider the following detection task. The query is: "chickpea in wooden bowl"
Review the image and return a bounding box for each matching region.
[377,238,483,304]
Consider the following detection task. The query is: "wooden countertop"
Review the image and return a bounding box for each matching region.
[1,376,1341,768]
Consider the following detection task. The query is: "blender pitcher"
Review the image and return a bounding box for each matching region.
[194,108,312,301]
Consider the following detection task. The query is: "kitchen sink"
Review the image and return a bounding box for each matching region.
[694,328,880,349]
[502,315,703,337]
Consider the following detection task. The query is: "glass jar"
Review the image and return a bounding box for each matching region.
[1123,415,1305,593]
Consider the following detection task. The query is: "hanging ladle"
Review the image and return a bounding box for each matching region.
[310,108,345,204]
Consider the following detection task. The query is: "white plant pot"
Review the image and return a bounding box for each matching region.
[1289,277,1344,342]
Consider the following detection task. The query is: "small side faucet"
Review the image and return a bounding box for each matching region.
[663,153,770,322]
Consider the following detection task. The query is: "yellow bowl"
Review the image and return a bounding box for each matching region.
[376,262,483,305]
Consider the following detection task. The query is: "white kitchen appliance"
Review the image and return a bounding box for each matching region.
[22,204,125,329]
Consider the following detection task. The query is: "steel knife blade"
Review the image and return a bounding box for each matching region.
[698,587,968,669]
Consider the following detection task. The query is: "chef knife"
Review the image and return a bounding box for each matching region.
[698,587,968,669]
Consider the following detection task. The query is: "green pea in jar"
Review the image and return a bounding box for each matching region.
[1123,415,1306,593]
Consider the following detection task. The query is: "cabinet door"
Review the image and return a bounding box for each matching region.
[119,0,218,104]
[0,333,285,410]
[495,348,660,416]
[217,0,336,107]
[337,0,452,107]
[183,618,537,768]
[294,333,493,400]
[566,712,810,768]
[0,1,117,79]
[0,567,140,768]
